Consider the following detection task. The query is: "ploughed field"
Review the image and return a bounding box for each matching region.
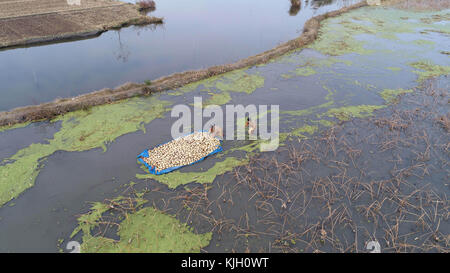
[0,0,125,18]
[0,0,158,48]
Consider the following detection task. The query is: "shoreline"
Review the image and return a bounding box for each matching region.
[0,1,368,128]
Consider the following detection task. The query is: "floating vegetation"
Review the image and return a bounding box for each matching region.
[137,156,249,189]
[283,101,334,118]
[380,88,413,103]
[0,67,264,207]
[279,65,318,78]
[409,61,450,82]
[0,121,31,133]
[71,196,211,253]
[312,119,335,128]
[178,69,265,95]
[309,19,373,55]
[0,96,171,206]
[413,39,436,46]
[290,124,319,137]
[386,66,402,72]
[203,92,232,106]
[215,71,265,94]
[309,7,450,56]
[294,67,317,77]
[323,105,385,121]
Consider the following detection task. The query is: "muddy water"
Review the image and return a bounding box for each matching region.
[0,5,449,252]
[0,0,362,111]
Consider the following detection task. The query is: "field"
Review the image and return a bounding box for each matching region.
[0,0,162,49]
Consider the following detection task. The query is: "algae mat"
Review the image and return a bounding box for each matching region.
[70,196,211,253]
[0,96,171,206]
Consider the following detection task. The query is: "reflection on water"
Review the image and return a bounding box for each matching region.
[289,0,301,16]
[0,0,361,111]
[115,31,131,63]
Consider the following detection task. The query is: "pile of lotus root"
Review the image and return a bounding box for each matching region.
[141,132,220,172]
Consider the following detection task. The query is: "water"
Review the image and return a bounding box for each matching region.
[0,0,361,111]
[2,3,448,253]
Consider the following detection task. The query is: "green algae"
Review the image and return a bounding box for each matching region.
[136,156,249,189]
[2,69,262,202]
[0,96,171,206]
[322,105,385,121]
[70,197,132,239]
[275,53,352,69]
[52,98,170,152]
[204,92,232,106]
[281,73,293,79]
[281,84,336,119]
[380,88,413,103]
[0,143,53,206]
[309,20,373,56]
[0,122,32,134]
[309,7,450,56]
[279,66,317,79]
[178,75,219,93]
[290,124,318,138]
[71,197,211,253]
[413,39,436,47]
[312,119,335,127]
[294,67,317,77]
[283,101,335,118]
[215,71,265,94]
[178,69,264,95]
[409,61,450,82]
[420,13,450,24]
[166,90,185,96]
[387,67,402,72]
[314,57,353,67]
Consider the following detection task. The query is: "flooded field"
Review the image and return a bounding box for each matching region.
[0,1,449,253]
[0,0,361,111]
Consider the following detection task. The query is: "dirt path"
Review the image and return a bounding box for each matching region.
[0,0,162,49]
